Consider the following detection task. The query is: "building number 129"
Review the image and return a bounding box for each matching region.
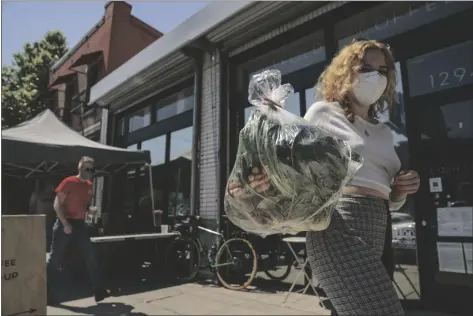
[429,67,473,89]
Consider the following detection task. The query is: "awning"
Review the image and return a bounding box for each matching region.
[70,50,103,68]
[49,72,77,87]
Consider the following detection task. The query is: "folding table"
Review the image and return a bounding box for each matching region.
[281,236,324,308]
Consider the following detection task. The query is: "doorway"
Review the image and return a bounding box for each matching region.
[402,37,473,313]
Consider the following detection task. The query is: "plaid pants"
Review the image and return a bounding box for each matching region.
[306,195,404,316]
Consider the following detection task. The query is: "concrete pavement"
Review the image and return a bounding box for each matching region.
[48,281,459,316]
[48,282,329,315]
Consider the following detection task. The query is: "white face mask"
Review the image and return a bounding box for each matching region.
[352,71,387,107]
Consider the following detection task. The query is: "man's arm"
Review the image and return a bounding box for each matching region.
[53,192,69,225]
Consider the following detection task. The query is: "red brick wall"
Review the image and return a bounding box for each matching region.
[107,2,162,73]
[48,1,162,133]
[48,17,112,88]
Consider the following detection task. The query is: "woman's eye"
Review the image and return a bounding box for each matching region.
[359,66,373,73]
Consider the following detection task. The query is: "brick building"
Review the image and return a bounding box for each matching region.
[48,1,162,140]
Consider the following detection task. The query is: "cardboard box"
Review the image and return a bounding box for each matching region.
[2,215,47,316]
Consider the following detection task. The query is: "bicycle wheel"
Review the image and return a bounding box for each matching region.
[165,237,200,282]
[262,244,292,281]
[215,238,258,290]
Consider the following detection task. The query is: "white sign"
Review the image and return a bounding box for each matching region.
[437,242,466,274]
[437,207,473,237]
[429,177,443,193]
[1,215,47,316]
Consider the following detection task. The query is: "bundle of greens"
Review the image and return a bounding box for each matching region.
[224,70,363,237]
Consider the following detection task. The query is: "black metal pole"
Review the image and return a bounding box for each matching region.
[190,51,203,217]
[217,48,228,235]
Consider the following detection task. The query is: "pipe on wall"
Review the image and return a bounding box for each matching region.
[189,50,204,217]
[216,48,228,235]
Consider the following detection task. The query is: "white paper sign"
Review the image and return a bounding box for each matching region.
[429,177,443,193]
[437,242,466,273]
[437,207,473,237]
[464,243,473,275]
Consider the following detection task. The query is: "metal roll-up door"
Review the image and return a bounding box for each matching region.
[104,53,192,110]
[228,1,347,57]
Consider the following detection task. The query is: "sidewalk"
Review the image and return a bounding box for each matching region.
[47,282,456,316]
[48,282,328,315]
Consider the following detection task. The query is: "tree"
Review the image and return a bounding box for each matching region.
[2,30,68,128]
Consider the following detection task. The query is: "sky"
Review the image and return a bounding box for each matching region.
[1,1,209,66]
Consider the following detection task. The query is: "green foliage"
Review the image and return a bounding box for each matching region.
[2,30,68,129]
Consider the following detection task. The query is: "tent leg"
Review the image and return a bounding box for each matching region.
[148,164,156,227]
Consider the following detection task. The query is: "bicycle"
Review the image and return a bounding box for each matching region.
[227,227,293,282]
[259,235,293,281]
[164,215,258,290]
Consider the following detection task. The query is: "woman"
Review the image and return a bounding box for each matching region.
[228,39,420,315]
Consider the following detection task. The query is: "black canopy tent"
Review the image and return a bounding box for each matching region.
[2,109,151,176]
[2,109,158,226]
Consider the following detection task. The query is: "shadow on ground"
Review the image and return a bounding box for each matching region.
[56,302,149,316]
[193,275,327,299]
[51,266,180,304]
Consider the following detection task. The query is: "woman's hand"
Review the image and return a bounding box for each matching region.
[391,170,421,201]
[227,167,270,198]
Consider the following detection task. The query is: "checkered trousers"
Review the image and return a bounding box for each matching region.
[306,194,404,316]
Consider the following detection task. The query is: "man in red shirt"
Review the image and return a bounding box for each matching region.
[47,156,109,304]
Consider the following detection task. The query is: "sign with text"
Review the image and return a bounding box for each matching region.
[1,215,47,316]
[337,1,473,48]
[407,41,473,97]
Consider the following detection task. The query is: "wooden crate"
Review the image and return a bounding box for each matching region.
[2,215,47,316]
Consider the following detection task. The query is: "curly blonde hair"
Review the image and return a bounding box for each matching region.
[316,39,397,122]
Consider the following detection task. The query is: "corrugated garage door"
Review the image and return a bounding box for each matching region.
[227,1,347,57]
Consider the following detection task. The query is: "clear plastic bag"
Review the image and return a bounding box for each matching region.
[224,69,363,237]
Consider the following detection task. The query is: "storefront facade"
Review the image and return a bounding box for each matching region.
[89,1,473,312]
[227,2,473,313]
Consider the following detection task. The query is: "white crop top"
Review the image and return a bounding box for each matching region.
[304,101,405,210]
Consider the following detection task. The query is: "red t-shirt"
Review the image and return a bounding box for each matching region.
[55,176,93,220]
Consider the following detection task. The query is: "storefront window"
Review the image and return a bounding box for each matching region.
[418,100,473,141]
[244,92,301,122]
[406,41,473,97]
[126,144,139,175]
[157,88,194,122]
[336,1,473,48]
[378,63,408,148]
[168,126,193,217]
[138,136,167,224]
[251,48,326,77]
[128,107,151,133]
[305,86,325,109]
[169,126,193,161]
[140,135,166,166]
[157,95,193,121]
[246,31,326,77]
[113,86,194,228]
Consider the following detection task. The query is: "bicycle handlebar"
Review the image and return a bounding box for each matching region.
[173,214,200,233]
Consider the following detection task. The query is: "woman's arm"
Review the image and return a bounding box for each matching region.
[304,101,358,142]
[389,170,420,211]
[389,189,407,211]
